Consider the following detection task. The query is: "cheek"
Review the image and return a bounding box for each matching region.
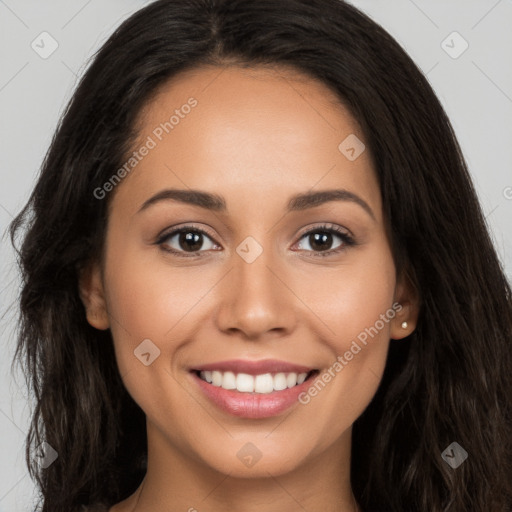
[103,200,224,331]
[101,239,212,372]
[301,244,396,346]
[101,246,204,416]
[295,244,396,431]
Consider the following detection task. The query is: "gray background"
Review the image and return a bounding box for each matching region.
[0,1,511,510]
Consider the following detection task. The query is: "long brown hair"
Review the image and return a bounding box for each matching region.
[9,0,512,510]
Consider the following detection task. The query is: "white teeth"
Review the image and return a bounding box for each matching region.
[273,372,288,391]
[236,373,254,392]
[198,370,312,393]
[254,373,274,394]
[222,371,236,390]
[286,372,298,388]
[211,371,223,387]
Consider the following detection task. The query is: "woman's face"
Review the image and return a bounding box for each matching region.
[82,65,415,479]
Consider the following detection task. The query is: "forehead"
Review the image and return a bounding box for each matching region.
[111,65,381,219]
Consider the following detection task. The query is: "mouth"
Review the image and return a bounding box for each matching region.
[189,360,319,419]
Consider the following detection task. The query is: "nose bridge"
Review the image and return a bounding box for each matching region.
[236,247,276,302]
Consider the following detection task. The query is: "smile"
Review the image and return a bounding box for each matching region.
[197,370,313,393]
[190,359,319,418]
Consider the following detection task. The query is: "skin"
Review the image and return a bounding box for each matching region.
[80,65,419,512]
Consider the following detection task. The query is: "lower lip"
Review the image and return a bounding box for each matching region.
[191,372,317,419]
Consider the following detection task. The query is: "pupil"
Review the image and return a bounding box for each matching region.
[310,232,332,251]
[179,231,203,252]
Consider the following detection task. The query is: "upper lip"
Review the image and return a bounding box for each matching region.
[191,359,316,375]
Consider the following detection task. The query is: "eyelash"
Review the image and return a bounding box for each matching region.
[155,223,356,259]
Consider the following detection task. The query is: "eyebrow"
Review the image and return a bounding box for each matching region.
[137,188,375,220]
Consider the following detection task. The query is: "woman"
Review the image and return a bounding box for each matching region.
[9,0,512,511]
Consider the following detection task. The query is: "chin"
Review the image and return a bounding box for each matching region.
[194,439,313,479]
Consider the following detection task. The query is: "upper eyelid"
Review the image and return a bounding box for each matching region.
[295,223,352,239]
[158,223,218,241]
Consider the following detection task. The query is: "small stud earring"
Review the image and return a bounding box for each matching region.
[401,321,408,329]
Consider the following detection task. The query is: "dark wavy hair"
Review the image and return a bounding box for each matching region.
[8,0,512,511]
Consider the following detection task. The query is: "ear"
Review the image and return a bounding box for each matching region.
[390,270,420,340]
[78,261,110,330]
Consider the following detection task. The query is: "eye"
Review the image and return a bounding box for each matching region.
[156,223,355,258]
[156,225,220,257]
[294,224,355,257]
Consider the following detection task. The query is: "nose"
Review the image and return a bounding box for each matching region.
[214,248,298,341]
